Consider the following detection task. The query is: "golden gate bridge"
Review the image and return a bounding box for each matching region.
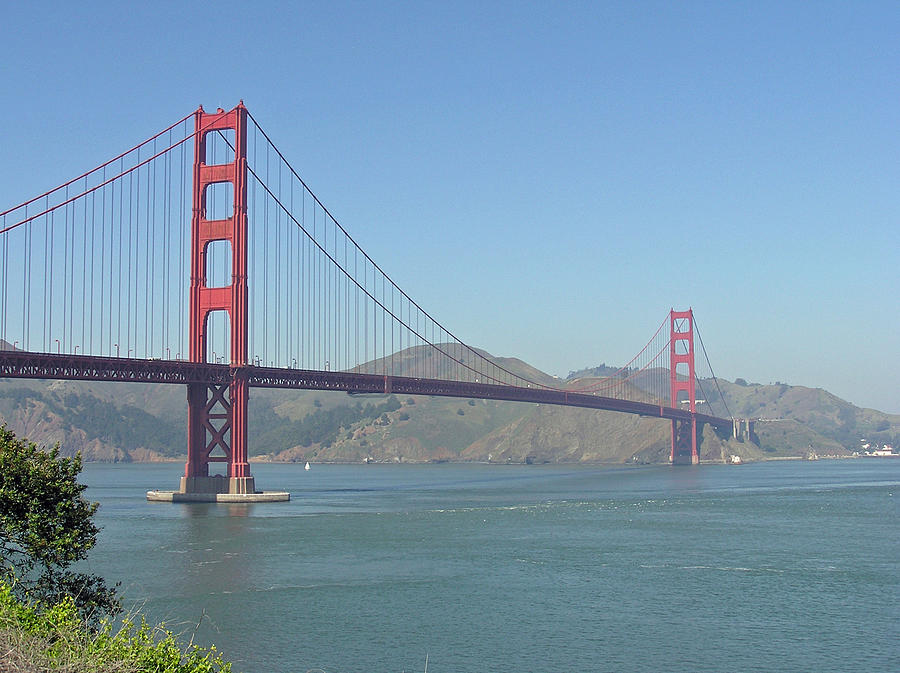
[0,103,734,501]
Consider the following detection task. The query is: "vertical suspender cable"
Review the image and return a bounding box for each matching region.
[144,155,151,355]
[180,126,186,358]
[133,158,139,355]
[276,157,281,365]
[108,168,115,355]
[356,247,361,372]
[62,188,69,351]
[116,159,123,354]
[263,136,269,361]
[88,192,95,352]
[163,135,170,357]
[99,176,107,355]
[45,204,51,350]
[303,185,308,368]
[24,205,29,350]
[127,164,133,354]
[345,236,348,372]
[291,161,295,367]
[67,188,74,349]
[81,185,87,353]
[0,216,5,340]
[323,205,327,369]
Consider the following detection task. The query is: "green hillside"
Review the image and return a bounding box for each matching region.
[0,381,184,461]
[714,379,900,456]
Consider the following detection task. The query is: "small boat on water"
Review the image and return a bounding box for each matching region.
[304,461,310,471]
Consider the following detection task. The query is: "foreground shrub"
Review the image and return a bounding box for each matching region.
[0,582,232,672]
[0,425,119,623]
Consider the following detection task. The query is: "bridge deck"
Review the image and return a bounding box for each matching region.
[0,351,731,429]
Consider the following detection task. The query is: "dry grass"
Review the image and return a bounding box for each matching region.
[1,627,59,673]
[0,627,156,673]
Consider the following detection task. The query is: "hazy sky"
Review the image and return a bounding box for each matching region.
[2,1,898,412]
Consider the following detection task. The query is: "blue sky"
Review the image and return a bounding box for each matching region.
[2,1,898,412]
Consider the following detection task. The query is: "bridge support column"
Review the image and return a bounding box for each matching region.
[732,418,755,443]
[181,380,256,495]
[184,382,211,480]
[671,417,699,465]
[227,371,253,493]
[670,309,698,465]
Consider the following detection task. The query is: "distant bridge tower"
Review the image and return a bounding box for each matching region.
[182,104,254,495]
[670,309,698,464]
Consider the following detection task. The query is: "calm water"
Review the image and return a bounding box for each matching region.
[79,460,899,673]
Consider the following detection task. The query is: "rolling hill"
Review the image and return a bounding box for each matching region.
[0,348,897,464]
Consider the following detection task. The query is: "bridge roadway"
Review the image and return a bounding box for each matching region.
[0,351,732,430]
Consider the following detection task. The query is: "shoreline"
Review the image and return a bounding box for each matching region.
[81,453,883,466]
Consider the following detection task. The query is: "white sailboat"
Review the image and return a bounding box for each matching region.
[304,461,310,471]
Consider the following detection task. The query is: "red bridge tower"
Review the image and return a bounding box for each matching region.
[670,309,698,465]
[181,104,254,495]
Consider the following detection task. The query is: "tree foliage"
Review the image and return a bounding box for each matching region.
[0,426,119,624]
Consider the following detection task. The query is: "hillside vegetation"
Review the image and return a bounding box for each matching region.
[714,379,900,456]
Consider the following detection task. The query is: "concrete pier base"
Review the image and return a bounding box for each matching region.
[146,475,290,503]
[179,475,257,495]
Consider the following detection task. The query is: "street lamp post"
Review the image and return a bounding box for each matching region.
[114,343,119,357]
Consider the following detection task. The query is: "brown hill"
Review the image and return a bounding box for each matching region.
[1,350,897,464]
[714,379,900,456]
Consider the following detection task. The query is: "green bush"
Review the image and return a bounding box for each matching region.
[0,582,231,672]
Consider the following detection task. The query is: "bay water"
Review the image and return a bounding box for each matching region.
[80,459,899,672]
